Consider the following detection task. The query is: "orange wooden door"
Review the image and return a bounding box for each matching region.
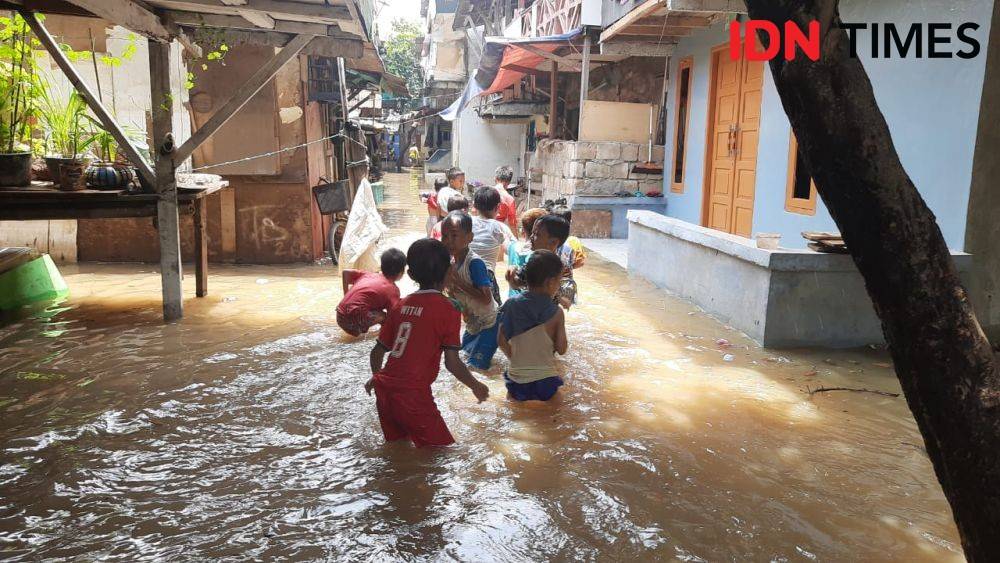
[704,48,764,237]
[705,50,742,233]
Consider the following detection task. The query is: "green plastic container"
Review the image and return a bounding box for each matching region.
[0,255,69,311]
[371,181,385,205]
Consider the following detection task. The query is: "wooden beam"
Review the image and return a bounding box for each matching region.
[237,9,275,30]
[57,1,202,57]
[501,63,549,77]
[184,28,363,58]
[166,11,332,35]
[601,41,675,57]
[348,90,374,114]
[145,0,352,22]
[668,0,745,13]
[601,0,664,43]
[515,43,580,71]
[633,15,714,27]
[174,33,312,164]
[549,61,558,140]
[63,0,171,41]
[22,11,155,186]
[149,39,183,322]
[617,25,695,37]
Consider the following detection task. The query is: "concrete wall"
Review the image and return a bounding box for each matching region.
[661,0,994,250]
[454,112,526,184]
[532,139,664,202]
[627,211,973,347]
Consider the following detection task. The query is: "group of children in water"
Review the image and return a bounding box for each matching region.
[336,165,586,447]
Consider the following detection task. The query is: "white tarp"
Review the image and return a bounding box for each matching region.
[338,178,387,273]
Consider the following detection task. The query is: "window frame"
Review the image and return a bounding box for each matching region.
[785,133,818,215]
[670,56,694,194]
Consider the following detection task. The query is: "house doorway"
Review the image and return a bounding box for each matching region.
[702,45,764,238]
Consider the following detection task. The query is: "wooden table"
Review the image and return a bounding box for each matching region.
[0,180,227,298]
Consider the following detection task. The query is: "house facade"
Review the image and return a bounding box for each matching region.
[658,0,993,250]
[617,0,1000,345]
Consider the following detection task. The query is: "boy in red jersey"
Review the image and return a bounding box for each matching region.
[336,248,406,337]
[364,238,490,447]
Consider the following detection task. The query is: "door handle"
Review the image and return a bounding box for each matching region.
[728,124,737,158]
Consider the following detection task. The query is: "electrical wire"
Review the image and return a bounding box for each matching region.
[189,131,368,172]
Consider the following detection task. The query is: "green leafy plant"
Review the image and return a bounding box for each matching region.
[0,13,43,154]
[38,82,96,158]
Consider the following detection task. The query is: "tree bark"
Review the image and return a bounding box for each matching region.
[741,1,1000,559]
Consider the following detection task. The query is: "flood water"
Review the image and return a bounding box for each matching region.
[0,172,963,560]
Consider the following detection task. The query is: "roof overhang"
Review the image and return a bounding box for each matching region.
[599,0,743,45]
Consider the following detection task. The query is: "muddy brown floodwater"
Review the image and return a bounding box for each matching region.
[0,172,963,561]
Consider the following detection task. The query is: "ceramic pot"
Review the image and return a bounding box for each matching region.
[86,161,134,190]
[0,152,32,186]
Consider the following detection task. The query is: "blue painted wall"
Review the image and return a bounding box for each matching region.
[661,0,994,250]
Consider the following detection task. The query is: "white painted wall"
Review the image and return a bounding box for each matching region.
[454,112,526,184]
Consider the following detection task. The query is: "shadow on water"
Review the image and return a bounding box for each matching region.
[0,171,963,561]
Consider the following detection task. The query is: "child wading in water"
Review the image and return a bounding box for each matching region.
[505,208,548,298]
[365,239,489,447]
[498,250,569,401]
[508,214,578,309]
[336,248,406,337]
[470,186,515,305]
[430,195,469,240]
[441,211,500,370]
[420,178,447,236]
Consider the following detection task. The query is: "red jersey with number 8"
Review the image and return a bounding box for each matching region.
[375,290,461,389]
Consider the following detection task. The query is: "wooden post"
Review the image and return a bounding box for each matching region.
[578,33,591,137]
[337,57,350,123]
[149,40,183,322]
[194,197,208,298]
[549,61,558,140]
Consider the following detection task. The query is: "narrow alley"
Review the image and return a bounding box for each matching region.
[0,172,962,560]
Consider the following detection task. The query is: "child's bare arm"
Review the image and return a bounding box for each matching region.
[365,342,388,395]
[342,269,359,295]
[444,349,489,402]
[552,309,568,355]
[498,324,512,357]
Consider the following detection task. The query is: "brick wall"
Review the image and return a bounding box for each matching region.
[530,139,665,203]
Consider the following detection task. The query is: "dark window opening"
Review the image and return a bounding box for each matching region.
[672,65,692,185]
[792,147,813,200]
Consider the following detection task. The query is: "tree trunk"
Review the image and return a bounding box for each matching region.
[741,1,1000,559]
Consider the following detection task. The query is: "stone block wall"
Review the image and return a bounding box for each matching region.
[530,139,665,203]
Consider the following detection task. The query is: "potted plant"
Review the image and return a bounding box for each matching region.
[38,86,95,190]
[0,14,41,186]
[85,126,137,190]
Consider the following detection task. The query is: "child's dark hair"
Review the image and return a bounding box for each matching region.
[446,195,469,212]
[525,250,564,287]
[446,167,465,181]
[552,206,572,224]
[433,178,448,192]
[473,186,501,214]
[535,214,571,245]
[380,248,406,278]
[443,210,473,234]
[407,239,451,289]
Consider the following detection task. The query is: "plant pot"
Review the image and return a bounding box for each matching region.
[0,152,33,186]
[86,161,135,190]
[57,160,88,192]
[44,156,77,186]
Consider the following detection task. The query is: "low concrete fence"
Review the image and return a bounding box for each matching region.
[626,211,972,348]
